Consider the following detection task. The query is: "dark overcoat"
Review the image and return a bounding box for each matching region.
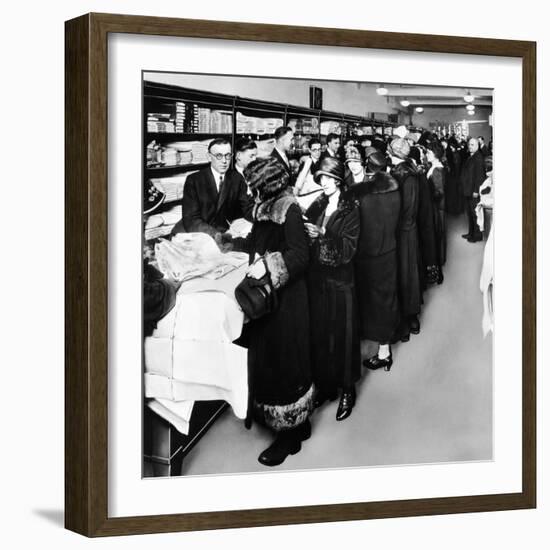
[428,165,447,266]
[391,160,422,318]
[445,149,463,215]
[460,150,486,197]
[348,171,401,343]
[305,191,361,396]
[239,189,313,431]
[416,164,438,288]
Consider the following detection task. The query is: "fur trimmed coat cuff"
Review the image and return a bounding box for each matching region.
[265,251,290,290]
[253,384,314,431]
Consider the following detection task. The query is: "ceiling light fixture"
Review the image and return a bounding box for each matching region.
[467,110,475,116]
[400,99,410,107]
[466,104,475,111]
[415,106,424,113]
[464,90,475,103]
[376,85,388,96]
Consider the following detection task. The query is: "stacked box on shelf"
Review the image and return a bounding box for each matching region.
[148,111,176,133]
[175,102,185,134]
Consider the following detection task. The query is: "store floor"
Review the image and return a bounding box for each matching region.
[180,214,493,476]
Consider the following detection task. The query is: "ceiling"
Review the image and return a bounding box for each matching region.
[379,85,493,108]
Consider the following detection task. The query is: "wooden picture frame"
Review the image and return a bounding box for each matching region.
[65,12,536,537]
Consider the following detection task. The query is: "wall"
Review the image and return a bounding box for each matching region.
[3,2,547,550]
[411,105,493,142]
[146,71,404,119]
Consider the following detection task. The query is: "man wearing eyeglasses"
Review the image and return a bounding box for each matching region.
[180,138,253,241]
[294,138,323,209]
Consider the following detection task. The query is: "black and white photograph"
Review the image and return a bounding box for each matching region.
[142,71,494,477]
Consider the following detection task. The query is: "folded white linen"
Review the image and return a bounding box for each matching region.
[147,398,194,435]
[144,268,249,419]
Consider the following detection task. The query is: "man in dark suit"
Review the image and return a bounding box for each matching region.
[179,138,253,241]
[231,137,258,196]
[270,126,294,181]
[461,137,486,242]
[478,136,490,157]
[320,132,341,161]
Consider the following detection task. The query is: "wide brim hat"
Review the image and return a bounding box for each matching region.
[388,137,411,160]
[314,156,344,183]
[366,150,389,171]
[143,179,166,215]
[363,146,377,158]
[344,145,363,164]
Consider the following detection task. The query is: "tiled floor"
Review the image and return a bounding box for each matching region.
[179,214,493,476]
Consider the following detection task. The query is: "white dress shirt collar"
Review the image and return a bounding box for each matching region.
[210,166,224,191]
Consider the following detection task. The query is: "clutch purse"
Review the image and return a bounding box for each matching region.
[235,259,278,320]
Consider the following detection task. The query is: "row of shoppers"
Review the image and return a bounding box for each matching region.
[144,125,490,468]
[225,127,464,467]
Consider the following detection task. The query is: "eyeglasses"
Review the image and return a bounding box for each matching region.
[310,147,322,152]
[210,153,232,161]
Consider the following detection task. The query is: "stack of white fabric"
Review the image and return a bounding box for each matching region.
[144,263,249,434]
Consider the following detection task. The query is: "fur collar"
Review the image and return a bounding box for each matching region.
[253,188,297,225]
[350,171,399,197]
[305,190,357,223]
[391,159,418,181]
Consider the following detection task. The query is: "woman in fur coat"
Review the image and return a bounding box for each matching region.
[240,156,314,467]
[304,156,361,422]
[426,141,447,269]
[347,149,401,371]
[389,138,422,342]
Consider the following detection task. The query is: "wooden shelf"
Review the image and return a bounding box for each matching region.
[146,163,207,175]
[146,132,231,141]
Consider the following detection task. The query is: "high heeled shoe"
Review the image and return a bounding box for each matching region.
[336,390,356,421]
[409,315,420,335]
[363,352,393,371]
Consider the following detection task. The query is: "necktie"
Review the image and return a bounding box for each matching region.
[219,175,223,194]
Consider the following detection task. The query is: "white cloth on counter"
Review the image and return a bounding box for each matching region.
[147,398,194,435]
[479,226,494,337]
[144,264,249,419]
[476,173,493,231]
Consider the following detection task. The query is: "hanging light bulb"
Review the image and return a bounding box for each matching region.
[467,109,475,116]
[376,85,388,96]
[400,99,410,107]
[415,106,424,113]
[466,104,475,112]
[464,90,474,103]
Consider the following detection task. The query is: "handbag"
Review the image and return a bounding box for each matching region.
[234,258,278,320]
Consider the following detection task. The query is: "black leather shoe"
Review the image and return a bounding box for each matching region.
[461,233,472,239]
[258,432,301,467]
[363,352,393,371]
[297,419,311,441]
[467,235,483,242]
[336,391,355,421]
[409,315,420,334]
